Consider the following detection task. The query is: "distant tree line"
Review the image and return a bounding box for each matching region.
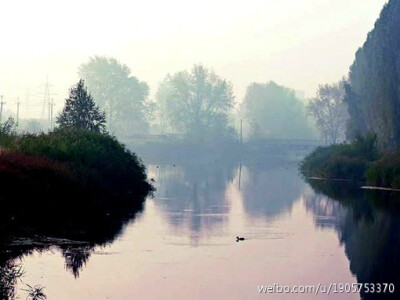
[76,56,320,143]
[12,1,400,147]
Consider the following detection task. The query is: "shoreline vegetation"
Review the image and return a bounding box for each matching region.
[0,125,154,299]
[301,134,400,190]
[0,127,154,208]
[301,0,400,192]
[0,79,154,246]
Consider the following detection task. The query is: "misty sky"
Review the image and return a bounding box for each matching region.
[0,0,387,118]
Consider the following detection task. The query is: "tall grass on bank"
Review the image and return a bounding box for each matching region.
[0,128,153,208]
[14,129,153,199]
[302,134,400,189]
[366,152,400,189]
[301,135,378,182]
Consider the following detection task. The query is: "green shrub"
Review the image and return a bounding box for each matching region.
[324,155,366,181]
[0,117,18,148]
[300,133,400,188]
[365,152,400,188]
[301,133,377,181]
[12,129,153,200]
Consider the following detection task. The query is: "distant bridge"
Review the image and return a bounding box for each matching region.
[123,135,323,161]
[123,133,183,142]
[245,138,323,147]
[123,134,323,148]
[243,139,324,156]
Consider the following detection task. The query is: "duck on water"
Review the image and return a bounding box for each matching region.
[236,236,245,242]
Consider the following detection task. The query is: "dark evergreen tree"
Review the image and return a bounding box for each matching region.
[57,79,106,133]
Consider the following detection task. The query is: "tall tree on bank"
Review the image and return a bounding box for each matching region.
[156,65,236,141]
[242,81,314,139]
[307,80,349,145]
[345,0,400,148]
[57,79,106,133]
[79,56,149,136]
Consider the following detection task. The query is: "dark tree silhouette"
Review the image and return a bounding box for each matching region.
[57,79,106,133]
[345,0,400,148]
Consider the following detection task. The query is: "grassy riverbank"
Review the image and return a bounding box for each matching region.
[0,128,153,213]
[300,135,400,189]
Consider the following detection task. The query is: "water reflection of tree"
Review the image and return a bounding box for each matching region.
[153,160,305,242]
[0,198,144,298]
[0,261,24,300]
[240,162,304,220]
[62,246,93,278]
[305,179,400,299]
[303,187,346,229]
[153,162,236,242]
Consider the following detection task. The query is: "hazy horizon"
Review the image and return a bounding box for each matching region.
[0,0,387,119]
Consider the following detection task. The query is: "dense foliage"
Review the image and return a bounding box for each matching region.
[301,135,378,182]
[301,134,400,189]
[57,79,106,133]
[156,65,236,142]
[365,152,400,189]
[13,129,152,200]
[345,0,400,148]
[0,117,18,147]
[0,77,152,208]
[79,56,150,136]
[242,81,314,139]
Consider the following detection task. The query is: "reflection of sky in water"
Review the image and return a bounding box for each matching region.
[14,163,358,299]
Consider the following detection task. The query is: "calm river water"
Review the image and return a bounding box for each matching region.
[10,159,400,299]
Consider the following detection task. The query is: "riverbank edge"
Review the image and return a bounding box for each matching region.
[0,129,154,209]
[300,136,400,190]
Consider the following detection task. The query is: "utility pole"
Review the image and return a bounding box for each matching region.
[41,76,57,121]
[49,98,55,129]
[25,88,30,118]
[240,118,243,145]
[42,76,50,120]
[48,101,51,123]
[16,98,20,123]
[0,95,5,123]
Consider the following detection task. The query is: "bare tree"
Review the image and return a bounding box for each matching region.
[307,80,349,145]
